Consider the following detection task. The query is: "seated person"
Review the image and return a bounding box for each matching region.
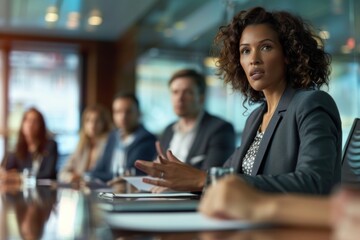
[1,107,58,181]
[135,7,342,194]
[199,175,359,240]
[90,92,157,182]
[58,105,112,183]
[159,69,235,170]
[147,69,236,193]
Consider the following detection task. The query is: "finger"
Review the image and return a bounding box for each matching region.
[143,178,170,188]
[155,141,166,159]
[158,155,169,165]
[135,160,158,176]
[166,150,182,163]
[135,160,166,177]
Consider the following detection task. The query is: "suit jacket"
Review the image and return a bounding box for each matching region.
[160,111,235,170]
[224,87,342,195]
[58,135,108,182]
[90,125,157,182]
[4,139,58,180]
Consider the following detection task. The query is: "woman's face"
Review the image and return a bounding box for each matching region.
[239,24,287,92]
[22,111,41,140]
[84,111,103,138]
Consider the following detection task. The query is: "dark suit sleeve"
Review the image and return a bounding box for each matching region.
[127,135,157,176]
[90,134,114,182]
[3,153,19,170]
[47,140,58,179]
[38,140,58,179]
[201,122,235,170]
[240,92,342,194]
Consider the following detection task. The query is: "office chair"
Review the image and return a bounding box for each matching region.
[341,118,360,185]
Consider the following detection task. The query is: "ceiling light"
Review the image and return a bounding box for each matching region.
[45,6,59,22]
[88,9,102,26]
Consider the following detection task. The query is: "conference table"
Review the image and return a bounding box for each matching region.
[0,181,333,240]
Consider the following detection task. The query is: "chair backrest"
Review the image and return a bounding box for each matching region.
[341,118,360,185]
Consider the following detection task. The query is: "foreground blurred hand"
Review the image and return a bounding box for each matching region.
[198,228,330,240]
[199,175,330,227]
[135,149,207,192]
[199,175,268,220]
[331,188,360,240]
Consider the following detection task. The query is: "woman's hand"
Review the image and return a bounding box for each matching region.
[331,188,360,240]
[0,168,22,184]
[135,149,207,192]
[199,175,267,220]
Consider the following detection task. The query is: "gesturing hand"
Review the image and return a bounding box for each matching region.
[135,149,206,192]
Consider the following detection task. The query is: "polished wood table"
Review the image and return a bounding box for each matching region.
[0,182,333,240]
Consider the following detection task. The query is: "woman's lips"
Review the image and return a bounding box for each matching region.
[251,72,264,80]
[250,69,265,80]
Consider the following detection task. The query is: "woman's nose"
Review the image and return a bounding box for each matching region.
[250,51,261,65]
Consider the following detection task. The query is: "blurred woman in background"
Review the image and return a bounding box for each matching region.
[1,107,58,181]
[58,105,112,183]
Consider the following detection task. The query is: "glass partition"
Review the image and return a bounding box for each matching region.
[7,46,81,167]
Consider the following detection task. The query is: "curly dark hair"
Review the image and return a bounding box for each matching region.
[214,6,331,104]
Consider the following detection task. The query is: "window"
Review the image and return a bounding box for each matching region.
[5,45,81,167]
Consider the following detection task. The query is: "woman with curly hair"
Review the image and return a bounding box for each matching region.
[1,107,58,181]
[135,6,341,195]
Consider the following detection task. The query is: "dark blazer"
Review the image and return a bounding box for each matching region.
[224,87,342,195]
[160,111,235,170]
[4,139,58,180]
[90,125,157,182]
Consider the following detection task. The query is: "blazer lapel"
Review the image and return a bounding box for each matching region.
[250,87,296,176]
[234,106,265,172]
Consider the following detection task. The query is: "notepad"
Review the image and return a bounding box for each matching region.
[122,176,160,191]
[103,212,265,231]
[98,199,199,212]
[98,192,197,199]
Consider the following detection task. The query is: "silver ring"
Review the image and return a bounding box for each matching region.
[160,171,165,179]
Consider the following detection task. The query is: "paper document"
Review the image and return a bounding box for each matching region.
[122,176,159,191]
[98,192,197,199]
[104,212,264,231]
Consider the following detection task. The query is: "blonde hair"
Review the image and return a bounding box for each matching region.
[76,105,112,153]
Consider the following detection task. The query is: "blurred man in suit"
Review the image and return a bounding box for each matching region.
[90,92,156,182]
[158,69,235,170]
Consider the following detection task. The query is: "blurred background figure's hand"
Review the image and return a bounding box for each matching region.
[0,168,22,184]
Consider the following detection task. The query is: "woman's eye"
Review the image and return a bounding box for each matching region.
[240,48,250,54]
[261,45,272,51]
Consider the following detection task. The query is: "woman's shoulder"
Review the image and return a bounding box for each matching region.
[291,89,340,118]
[294,89,332,99]
[293,89,336,106]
